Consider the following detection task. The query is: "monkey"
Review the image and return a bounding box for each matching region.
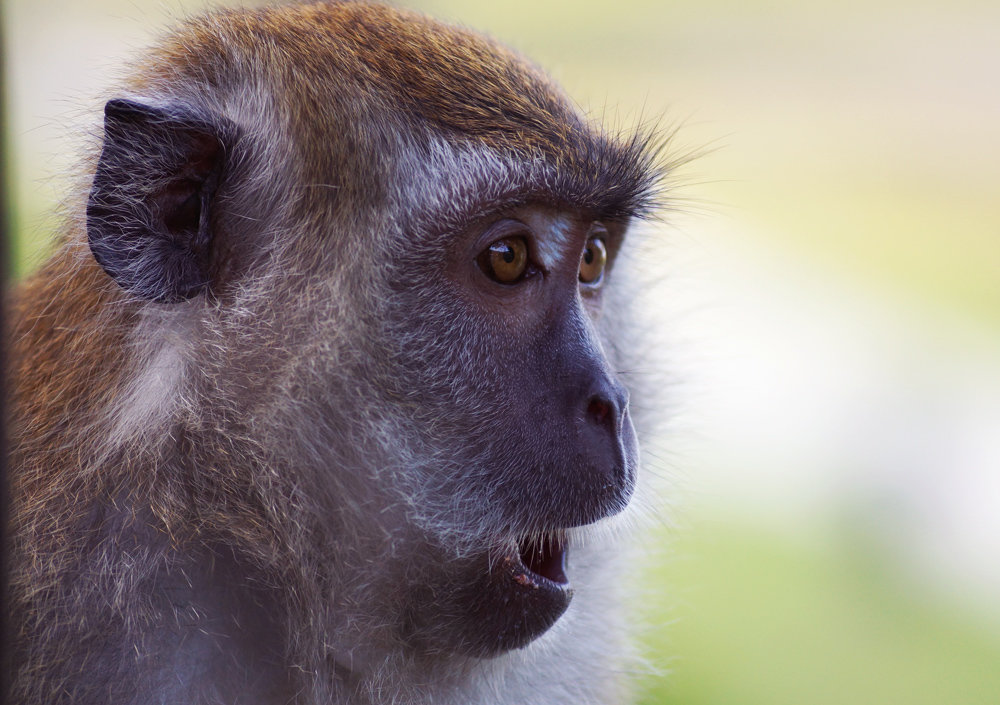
[6,2,669,703]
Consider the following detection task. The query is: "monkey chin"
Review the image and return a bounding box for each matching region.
[452,533,574,659]
[403,531,574,660]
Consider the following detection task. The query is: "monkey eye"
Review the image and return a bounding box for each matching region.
[578,236,608,285]
[478,237,530,284]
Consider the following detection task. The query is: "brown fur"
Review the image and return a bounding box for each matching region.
[8,3,667,703]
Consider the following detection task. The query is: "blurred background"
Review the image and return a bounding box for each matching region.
[4,0,999,702]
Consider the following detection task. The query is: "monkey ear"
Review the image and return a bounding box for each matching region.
[87,99,234,303]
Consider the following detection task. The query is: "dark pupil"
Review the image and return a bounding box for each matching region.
[584,248,594,265]
[501,247,515,264]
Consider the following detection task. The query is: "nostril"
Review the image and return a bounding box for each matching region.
[581,379,629,437]
[586,396,614,429]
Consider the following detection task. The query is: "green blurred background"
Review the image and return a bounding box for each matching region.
[5,1,999,702]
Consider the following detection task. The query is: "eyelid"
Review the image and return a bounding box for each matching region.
[475,219,531,251]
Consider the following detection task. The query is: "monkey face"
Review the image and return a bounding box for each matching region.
[376,206,639,656]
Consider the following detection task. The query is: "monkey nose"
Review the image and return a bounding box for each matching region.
[579,379,634,489]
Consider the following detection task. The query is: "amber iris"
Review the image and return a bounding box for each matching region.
[479,237,529,284]
[579,237,607,284]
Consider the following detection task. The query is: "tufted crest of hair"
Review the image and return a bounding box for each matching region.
[7,3,672,704]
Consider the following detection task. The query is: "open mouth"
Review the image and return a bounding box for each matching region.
[515,533,569,586]
[462,531,571,654]
[412,531,575,658]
